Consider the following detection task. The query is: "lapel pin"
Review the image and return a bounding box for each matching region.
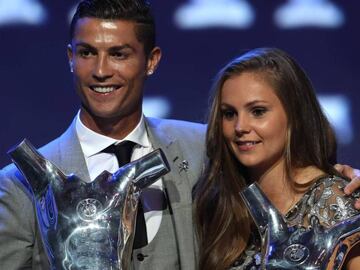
[178,160,189,173]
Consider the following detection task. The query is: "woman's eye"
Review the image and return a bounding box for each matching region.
[252,107,267,117]
[222,110,236,120]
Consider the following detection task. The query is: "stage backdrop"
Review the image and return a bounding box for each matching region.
[1,0,359,168]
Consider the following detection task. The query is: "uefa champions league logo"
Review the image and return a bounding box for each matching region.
[76,198,104,221]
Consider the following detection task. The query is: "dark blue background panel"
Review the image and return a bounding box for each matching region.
[1,0,359,168]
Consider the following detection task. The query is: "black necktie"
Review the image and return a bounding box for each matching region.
[102,141,148,249]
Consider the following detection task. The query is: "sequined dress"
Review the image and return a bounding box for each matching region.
[230,175,360,270]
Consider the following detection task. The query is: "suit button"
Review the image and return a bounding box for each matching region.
[137,253,146,261]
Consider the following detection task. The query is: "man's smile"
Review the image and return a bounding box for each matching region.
[89,85,121,94]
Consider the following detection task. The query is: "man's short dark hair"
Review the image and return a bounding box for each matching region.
[70,0,156,56]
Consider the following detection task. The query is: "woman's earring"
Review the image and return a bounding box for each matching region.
[147,69,154,75]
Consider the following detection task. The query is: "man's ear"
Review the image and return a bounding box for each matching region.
[146,47,162,76]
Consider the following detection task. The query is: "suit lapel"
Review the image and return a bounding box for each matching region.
[56,119,91,182]
[145,117,197,267]
[145,118,193,202]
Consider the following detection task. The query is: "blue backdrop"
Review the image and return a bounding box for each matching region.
[1,0,359,168]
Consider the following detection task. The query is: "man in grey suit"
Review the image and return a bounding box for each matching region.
[0,0,205,269]
[0,0,359,270]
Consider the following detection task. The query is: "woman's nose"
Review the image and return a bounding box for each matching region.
[234,115,250,135]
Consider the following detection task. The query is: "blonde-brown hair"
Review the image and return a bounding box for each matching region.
[193,48,338,270]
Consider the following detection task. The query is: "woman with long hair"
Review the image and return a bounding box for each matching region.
[193,48,360,269]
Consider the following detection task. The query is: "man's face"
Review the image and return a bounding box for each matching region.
[68,18,160,128]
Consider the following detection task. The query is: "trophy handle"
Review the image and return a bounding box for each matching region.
[240,182,288,243]
[7,139,66,197]
[113,148,170,191]
[132,148,170,189]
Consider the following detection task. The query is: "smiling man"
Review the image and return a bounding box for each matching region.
[68,17,158,139]
[0,0,206,269]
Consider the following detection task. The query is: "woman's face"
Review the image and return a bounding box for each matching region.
[221,72,288,177]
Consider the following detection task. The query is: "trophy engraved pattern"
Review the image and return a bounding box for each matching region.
[239,176,360,270]
[8,139,170,270]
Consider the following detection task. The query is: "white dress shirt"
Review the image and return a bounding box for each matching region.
[75,112,163,243]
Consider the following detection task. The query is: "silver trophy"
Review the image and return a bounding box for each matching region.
[240,182,360,269]
[8,139,170,270]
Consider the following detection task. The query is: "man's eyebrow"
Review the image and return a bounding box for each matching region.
[108,44,134,51]
[74,42,95,50]
[74,43,134,52]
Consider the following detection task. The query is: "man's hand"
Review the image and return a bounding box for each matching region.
[336,164,360,208]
